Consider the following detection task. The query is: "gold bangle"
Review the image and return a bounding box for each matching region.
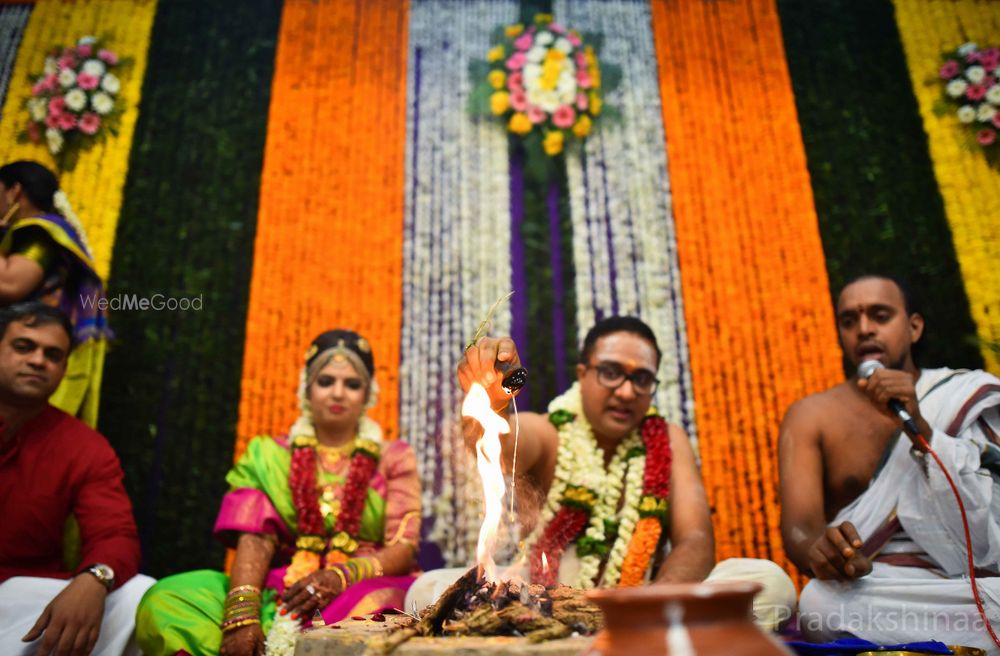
[344,559,361,582]
[327,564,348,591]
[220,617,260,633]
[227,584,261,597]
[352,558,370,581]
[369,556,384,578]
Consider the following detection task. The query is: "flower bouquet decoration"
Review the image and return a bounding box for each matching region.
[468,13,620,180]
[17,36,131,171]
[935,42,1000,167]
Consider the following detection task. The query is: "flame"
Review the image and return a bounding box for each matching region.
[462,382,510,582]
[541,551,549,576]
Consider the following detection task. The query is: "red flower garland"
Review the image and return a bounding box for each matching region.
[641,416,671,498]
[335,451,378,536]
[325,445,380,565]
[290,444,325,536]
[285,437,380,584]
[530,505,591,587]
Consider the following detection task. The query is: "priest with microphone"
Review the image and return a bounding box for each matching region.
[778,274,1000,653]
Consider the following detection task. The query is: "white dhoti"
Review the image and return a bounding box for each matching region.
[705,558,797,631]
[801,368,1000,654]
[0,574,156,656]
[799,562,1000,655]
[405,557,796,631]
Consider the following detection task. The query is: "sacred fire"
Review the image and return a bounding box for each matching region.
[369,382,602,653]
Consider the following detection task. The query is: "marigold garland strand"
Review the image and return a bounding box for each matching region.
[892,0,1000,374]
[0,0,157,281]
[236,0,410,459]
[650,0,842,576]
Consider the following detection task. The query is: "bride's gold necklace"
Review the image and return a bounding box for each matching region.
[315,439,355,470]
[315,439,355,520]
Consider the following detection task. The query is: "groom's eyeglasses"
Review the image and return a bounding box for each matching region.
[586,362,659,395]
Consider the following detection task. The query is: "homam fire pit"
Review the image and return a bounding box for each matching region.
[295,616,592,656]
[373,567,602,651]
[293,568,601,656]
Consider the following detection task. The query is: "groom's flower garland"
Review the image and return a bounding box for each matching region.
[523,383,670,588]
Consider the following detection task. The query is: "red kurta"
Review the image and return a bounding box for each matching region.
[0,405,140,589]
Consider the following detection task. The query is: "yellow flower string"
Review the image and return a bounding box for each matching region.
[892,0,1000,374]
[0,0,158,281]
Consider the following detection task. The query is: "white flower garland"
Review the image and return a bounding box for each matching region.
[600,452,645,586]
[0,4,31,122]
[401,0,519,566]
[521,382,649,588]
[52,190,94,259]
[555,0,697,450]
[577,431,639,588]
[264,612,299,656]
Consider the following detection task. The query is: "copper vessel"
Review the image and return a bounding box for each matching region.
[586,581,793,656]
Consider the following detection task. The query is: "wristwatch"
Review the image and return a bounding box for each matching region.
[83,563,115,590]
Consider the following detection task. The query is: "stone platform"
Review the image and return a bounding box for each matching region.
[294,614,594,656]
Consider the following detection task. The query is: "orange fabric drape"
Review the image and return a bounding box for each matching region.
[651,0,842,575]
[235,0,409,459]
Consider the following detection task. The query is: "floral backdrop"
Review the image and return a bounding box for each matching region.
[0,0,995,579]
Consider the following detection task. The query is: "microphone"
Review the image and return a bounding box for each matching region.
[857,360,922,438]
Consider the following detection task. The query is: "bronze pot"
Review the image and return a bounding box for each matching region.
[586,581,793,656]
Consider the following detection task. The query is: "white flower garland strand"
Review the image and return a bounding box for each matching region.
[521,382,647,588]
[577,430,639,588]
[0,4,31,124]
[600,452,645,586]
[521,386,585,560]
[264,612,298,656]
[52,190,95,259]
[555,0,697,450]
[402,0,518,567]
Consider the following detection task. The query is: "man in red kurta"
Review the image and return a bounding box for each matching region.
[0,302,153,655]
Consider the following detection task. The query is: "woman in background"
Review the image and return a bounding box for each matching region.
[0,160,109,426]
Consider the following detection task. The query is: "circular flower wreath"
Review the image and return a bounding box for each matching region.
[17,35,130,172]
[469,14,620,159]
[936,42,1000,166]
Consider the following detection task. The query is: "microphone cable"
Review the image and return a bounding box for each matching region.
[909,428,1000,650]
